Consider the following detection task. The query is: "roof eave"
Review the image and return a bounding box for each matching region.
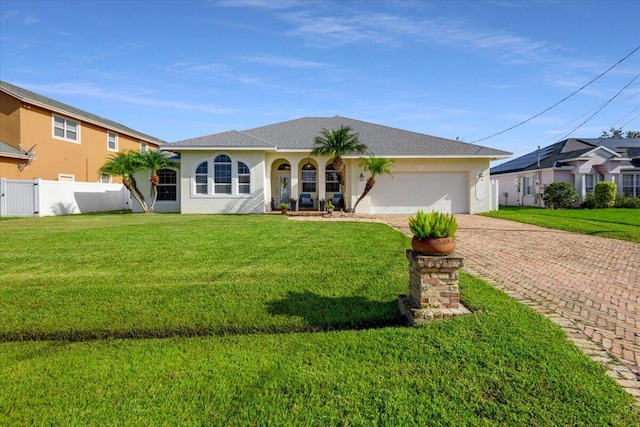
[2,87,165,145]
[164,146,276,151]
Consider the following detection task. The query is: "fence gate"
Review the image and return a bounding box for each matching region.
[0,178,38,217]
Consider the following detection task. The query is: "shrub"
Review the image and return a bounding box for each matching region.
[614,194,640,208]
[593,182,617,208]
[542,182,578,209]
[580,193,596,209]
[409,210,458,238]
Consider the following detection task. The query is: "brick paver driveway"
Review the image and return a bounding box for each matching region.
[378,214,640,399]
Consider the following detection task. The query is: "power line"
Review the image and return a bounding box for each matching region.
[471,44,640,144]
[554,72,640,141]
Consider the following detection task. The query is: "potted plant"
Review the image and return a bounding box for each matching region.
[326,200,334,214]
[278,202,289,214]
[408,210,458,255]
[288,197,297,211]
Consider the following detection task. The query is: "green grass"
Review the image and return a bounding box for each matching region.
[482,206,640,243]
[1,214,638,426]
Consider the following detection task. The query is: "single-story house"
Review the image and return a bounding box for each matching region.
[490,138,640,206]
[137,116,511,214]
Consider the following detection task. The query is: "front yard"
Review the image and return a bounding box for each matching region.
[1,214,638,426]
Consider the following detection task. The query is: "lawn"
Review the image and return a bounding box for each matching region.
[1,214,638,426]
[482,206,640,243]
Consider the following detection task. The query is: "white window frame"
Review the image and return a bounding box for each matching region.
[192,155,252,197]
[194,161,209,195]
[622,173,640,197]
[107,132,118,152]
[585,174,595,194]
[52,114,80,143]
[524,177,534,195]
[237,162,251,195]
[214,154,232,195]
[140,142,148,152]
[325,164,339,193]
[157,168,178,202]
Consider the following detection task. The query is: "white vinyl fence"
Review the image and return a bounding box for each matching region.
[0,178,131,217]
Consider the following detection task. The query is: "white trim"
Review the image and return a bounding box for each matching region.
[107,132,118,152]
[58,173,75,182]
[52,114,80,144]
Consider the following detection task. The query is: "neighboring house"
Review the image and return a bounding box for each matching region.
[490,138,640,206]
[0,80,164,182]
[137,116,511,215]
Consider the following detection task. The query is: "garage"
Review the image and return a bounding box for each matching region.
[370,172,469,214]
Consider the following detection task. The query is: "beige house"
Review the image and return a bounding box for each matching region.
[0,80,164,182]
[140,116,511,214]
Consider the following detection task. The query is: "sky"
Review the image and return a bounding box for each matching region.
[1,0,639,165]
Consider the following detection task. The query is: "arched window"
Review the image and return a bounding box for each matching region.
[301,163,317,193]
[238,162,251,194]
[326,164,339,193]
[214,155,232,194]
[157,169,177,201]
[195,162,208,194]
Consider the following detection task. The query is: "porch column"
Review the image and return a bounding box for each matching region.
[290,163,299,209]
[318,164,326,209]
[574,173,585,199]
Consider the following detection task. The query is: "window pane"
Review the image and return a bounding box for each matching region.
[54,127,65,138]
[67,130,77,140]
[239,184,250,194]
[238,162,250,174]
[196,162,208,174]
[302,182,317,192]
[239,175,250,184]
[215,154,231,163]
[215,184,232,194]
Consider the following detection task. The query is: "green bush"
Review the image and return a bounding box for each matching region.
[542,182,578,209]
[614,194,640,208]
[593,181,617,208]
[580,193,596,209]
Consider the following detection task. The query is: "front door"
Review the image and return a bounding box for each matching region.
[278,174,291,204]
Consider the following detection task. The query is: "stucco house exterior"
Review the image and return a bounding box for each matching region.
[140,116,511,215]
[0,80,164,182]
[490,138,640,206]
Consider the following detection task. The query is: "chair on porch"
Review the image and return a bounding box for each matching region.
[299,193,314,209]
[331,193,343,209]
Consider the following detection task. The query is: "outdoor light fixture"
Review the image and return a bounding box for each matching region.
[359,172,365,181]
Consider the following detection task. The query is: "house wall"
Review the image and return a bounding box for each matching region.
[0,91,161,182]
[178,150,265,214]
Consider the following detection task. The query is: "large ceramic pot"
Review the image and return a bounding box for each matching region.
[411,236,456,256]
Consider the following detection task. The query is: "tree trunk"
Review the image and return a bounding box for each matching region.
[128,175,150,212]
[353,177,375,212]
[333,156,346,209]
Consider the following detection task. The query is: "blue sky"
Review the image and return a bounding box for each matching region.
[1,0,639,164]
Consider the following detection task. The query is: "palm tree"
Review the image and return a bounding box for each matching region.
[100,150,149,212]
[138,150,176,212]
[311,126,367,208]
[353,155,395,212]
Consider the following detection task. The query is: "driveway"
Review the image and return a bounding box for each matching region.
[378,214,640,400]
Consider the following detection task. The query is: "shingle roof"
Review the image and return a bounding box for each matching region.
[0,80,165,145]
[170,116,512,158]
[0,140,30,159]
[491,138,640,175]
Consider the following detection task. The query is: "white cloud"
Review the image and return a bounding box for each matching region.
[238,54,330,68]
[1,10,39,24]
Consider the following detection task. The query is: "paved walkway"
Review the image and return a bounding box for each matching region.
[379,214,640,400]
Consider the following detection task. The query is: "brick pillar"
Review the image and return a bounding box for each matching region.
[398,249,470,326]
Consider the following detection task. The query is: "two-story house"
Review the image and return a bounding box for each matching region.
[0,80,164,182]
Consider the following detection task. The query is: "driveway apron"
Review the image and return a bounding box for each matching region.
[377,214,640,400]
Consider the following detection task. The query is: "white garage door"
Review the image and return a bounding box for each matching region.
[370,172,468,214]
